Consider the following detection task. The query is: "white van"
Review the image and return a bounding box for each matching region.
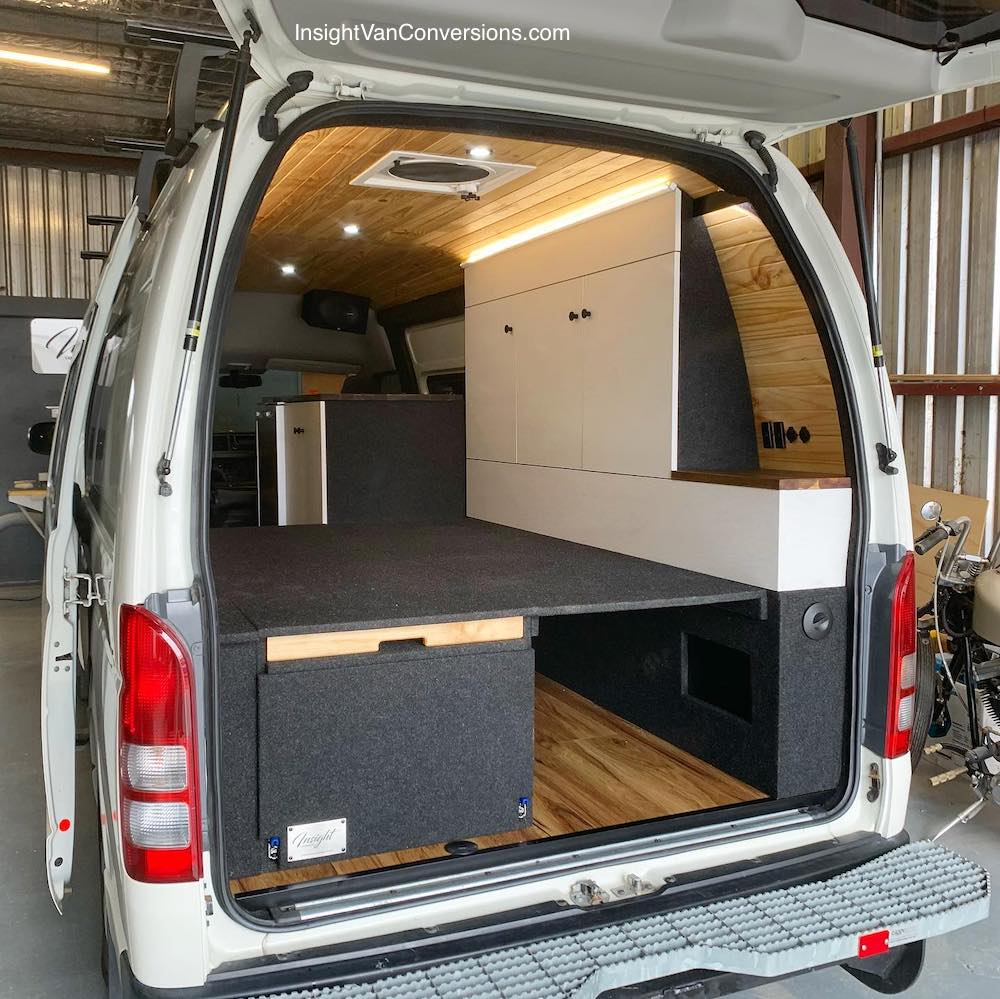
[38,2,996,996]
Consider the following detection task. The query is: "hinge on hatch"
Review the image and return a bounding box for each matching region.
[63,572,107,614]
[332,80,368,101]
[693,127,731,145]
[569,873,656,908]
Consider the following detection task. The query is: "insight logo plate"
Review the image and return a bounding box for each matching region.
[286,817,347,861]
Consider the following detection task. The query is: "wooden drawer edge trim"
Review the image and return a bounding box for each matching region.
[266,616,525,662]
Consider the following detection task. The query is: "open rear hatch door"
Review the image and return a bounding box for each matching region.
[217,0,1000,139]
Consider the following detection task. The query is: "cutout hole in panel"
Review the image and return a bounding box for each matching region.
[683,632,753,723]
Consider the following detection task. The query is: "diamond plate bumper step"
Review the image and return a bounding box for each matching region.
[250,841,989,999]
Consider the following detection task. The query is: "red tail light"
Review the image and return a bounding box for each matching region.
[885,552,917,759]
[119,605,202,883]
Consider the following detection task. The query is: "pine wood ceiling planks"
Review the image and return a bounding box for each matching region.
[238,125,716,308]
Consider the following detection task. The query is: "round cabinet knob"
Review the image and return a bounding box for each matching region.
[568,311,579,321]
[581,308,592,319]
[504,324,513,334]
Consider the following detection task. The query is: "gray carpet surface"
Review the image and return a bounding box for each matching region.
[210,519,764,638]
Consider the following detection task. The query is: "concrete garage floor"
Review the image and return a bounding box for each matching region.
[1,586,998,999]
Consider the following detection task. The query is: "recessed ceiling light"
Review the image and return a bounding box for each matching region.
[468,145,493,160]
[0,47,110,75]
[343,223,361,236]
[280,263,296,275]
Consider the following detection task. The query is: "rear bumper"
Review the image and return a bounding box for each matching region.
[125,834,989,999]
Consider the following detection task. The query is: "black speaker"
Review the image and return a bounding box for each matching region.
[301,289,370,334]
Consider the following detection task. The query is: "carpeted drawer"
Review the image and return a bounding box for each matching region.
[256,645,535,868]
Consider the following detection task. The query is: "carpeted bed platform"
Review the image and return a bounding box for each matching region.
[209,518,765,639]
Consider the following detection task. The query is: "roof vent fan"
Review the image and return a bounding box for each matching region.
[352,150,534,200]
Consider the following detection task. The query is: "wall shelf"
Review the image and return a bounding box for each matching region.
[889,374,1000,397]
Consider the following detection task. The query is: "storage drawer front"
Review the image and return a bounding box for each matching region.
[257,648,535,866]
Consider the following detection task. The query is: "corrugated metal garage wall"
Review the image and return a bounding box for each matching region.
[784,90,1000,548]
[0,162,133,300]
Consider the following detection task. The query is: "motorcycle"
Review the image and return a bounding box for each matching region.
[912,499,1000,835]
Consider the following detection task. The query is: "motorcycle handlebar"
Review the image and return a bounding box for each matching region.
[915,525,951,556]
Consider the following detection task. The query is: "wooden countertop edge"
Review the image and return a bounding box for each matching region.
[670,469,851,491]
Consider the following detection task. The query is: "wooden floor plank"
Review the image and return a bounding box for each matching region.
[232,675,764,893]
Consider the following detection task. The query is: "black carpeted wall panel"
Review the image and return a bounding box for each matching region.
[255,646,535,872]
[771,588,849,797]
[676,206,759,471]
[324,396,465,523]
[535,587,848,799]
[216,601,264,879]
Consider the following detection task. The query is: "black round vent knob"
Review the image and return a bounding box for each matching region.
[803,602,833,641]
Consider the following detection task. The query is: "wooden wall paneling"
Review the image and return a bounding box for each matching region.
[882,102,909,140]
[961,130,1000,502]
[703,207,845,474]
[930,132,967,490]
[822,115,876,285]
[901,126,934,486]
[878,154,903,383]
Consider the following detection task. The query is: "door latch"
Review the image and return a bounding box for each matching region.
[867,762,882,802]
[64,572,107,615]
[569,873,656,908]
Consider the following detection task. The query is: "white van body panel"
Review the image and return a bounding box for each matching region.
[40,208,141,911]
[41,63,919,983]
[217,0,1000,140]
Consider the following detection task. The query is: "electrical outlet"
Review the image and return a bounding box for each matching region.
[771,421,786,449]
[761,421,774,448]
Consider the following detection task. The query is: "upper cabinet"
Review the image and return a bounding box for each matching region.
[465,188,680,478]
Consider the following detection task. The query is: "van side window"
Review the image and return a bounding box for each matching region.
[82,232,159,529]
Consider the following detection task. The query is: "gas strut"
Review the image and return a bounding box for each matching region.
[156,22,255,496]
[842,118,899,475]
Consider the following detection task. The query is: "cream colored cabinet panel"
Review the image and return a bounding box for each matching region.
[514,279,584,469]
[465,189,681,306]
[581,254,679,477]
[467,459,853,592]
[465,297,517,462]
[276,401,327,526]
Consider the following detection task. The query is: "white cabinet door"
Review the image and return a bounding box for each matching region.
[465,297,516,462]
[581,254,679,477]
[277,401,327,525]
[514,278,584,469]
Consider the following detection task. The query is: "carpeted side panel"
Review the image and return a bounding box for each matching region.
[677,209,758,472]
[325,397,466,524]
[535,588,848,798]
